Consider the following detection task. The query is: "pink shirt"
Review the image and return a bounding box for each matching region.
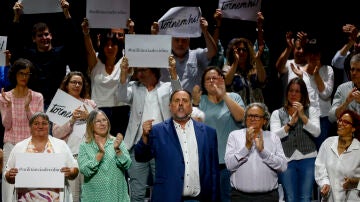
[0,90,44,144]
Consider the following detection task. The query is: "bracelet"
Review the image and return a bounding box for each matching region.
[214,24,221,29]
[287,123,295,130]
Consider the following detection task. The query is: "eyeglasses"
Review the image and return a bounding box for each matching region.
[235,47,248,53]
[205,76,222,83]
[32,121,49,127]
[17,72,32,78]
[246,114,264,121]
[350,68,360,73]
[94,119,108,125]
[36,32,50,38]
[69,80,83,86]
[337,119,353,126]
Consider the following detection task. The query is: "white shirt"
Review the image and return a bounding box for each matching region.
[174,119,200,197]
[90,58,127,108]
[136,88,162,142]
[315,136,360,201]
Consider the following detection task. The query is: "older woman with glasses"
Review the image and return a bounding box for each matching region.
[270,77,321,202]
[4,112,78,202]
[222,22,266,106]
[315,109,360,201]
[77,109,131,202]
[192,66,245,202]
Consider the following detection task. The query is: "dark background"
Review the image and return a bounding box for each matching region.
[0,0,359,111]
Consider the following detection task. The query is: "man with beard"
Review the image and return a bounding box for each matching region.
[134,90,220,202]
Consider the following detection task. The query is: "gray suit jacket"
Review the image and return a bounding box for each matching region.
[118,79,182,149]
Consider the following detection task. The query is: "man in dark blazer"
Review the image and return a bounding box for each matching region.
[135,89,220,202]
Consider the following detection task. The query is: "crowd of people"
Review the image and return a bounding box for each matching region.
[0,1,360,202]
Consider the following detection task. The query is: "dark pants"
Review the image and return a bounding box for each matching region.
[231,188,279,202]
[99,105,130,136]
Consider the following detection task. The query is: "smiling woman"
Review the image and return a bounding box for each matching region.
[315,110,360,201]
[4,112,79,202]
[52,71,97,201]
[77,109,131,202]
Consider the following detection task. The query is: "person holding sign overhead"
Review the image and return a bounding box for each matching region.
[9,0,86,111]
[151,7,217,93]
[0,58,44,202]
[81,18,131,137]
[118,55,181,202]
[4,112,78,202]
[52,71,96,202]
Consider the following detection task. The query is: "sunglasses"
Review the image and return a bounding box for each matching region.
[235,47,248,52]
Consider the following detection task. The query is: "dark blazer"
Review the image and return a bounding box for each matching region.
[135,118,220,202]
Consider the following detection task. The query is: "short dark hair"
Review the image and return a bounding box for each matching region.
[32,22,49,38]
[29,112,49,126]
[8,58,35,87]
[97,31,124,65]
[338,109,360,141]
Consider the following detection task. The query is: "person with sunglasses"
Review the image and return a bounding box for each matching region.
[9,0,86,111]
[222,12,266,106]
[315,109,360,201]
[81,18,132,137]
[270,77,321,202]
[225,102,287,202]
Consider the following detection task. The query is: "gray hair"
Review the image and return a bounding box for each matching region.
[85,109,111,143]
[29,112,49,126]
[244,102,270,130]
[350,53,360,65]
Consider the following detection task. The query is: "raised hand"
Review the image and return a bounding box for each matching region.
[81,18,90,34]
[254,130,264,152]
[13,2,23,22]
[113,133,124,152]
[24,90,32,107]
[94,134,105,153]
[141,119,154,145]
[151,22,159,35]
[1,88,11,107]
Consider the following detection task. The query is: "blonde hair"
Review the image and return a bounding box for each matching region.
[85,109,112,143]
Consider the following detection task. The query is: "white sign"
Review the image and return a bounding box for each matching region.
[218,0,262,22]
[19,0,62,14]
[158,7,202,38]
[15,153,65,188]
[125,34,172,68]
[86,0,130,29]
[46,89,94,125]
[0,36,7,66]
